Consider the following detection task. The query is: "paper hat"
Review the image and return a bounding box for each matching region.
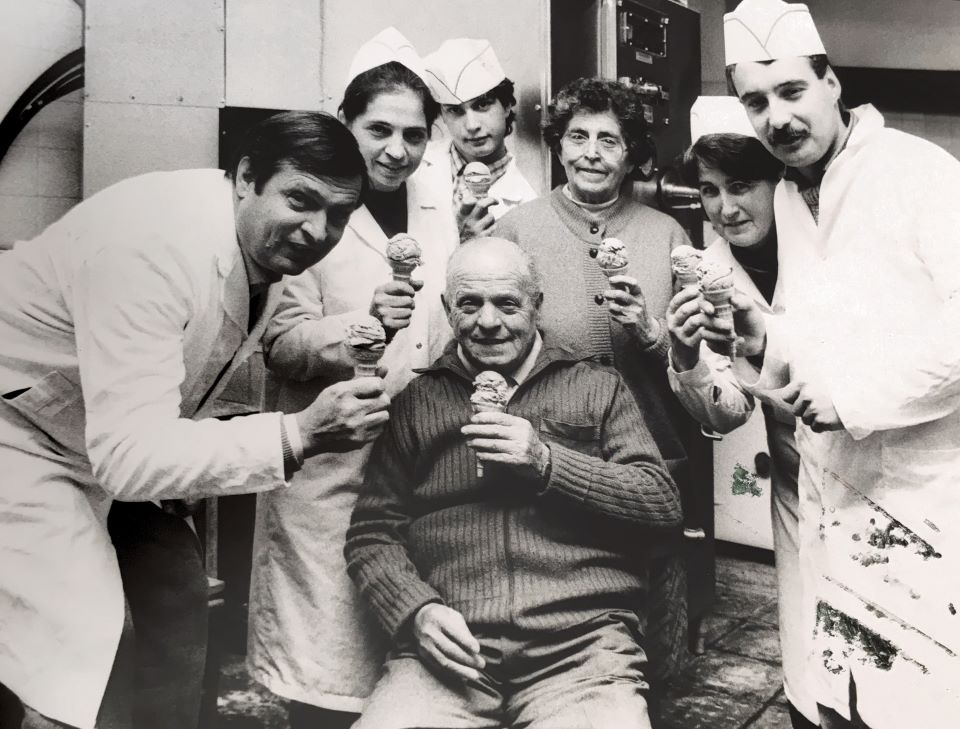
[346,27,427,88]
[724,0,825,66]
[690,96,757,144]
[423,39,507,105]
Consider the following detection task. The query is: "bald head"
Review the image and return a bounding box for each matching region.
[442,237,544,374]
[445,237,542,300]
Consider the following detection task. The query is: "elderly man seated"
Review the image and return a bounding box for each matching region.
[344,237,681,729]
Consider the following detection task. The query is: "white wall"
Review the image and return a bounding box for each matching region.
[320,0,550,193]
[0,0,83,249]
[805,0,960,71]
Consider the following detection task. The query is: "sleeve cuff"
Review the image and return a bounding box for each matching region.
[283,413,304,464]
[640,318,671,360]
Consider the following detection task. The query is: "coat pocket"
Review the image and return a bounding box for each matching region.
[5,371,87,455]
[539,418,602,457]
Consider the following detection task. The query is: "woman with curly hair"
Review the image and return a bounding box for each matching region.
[495,77,697,686]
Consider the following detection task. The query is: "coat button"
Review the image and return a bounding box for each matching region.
[599,355,612,366]
[594,293,604,305]
[590,224,600,234]
[416,342,423,349]
[588,248,598,258]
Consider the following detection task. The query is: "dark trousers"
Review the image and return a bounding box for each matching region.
[109,501,209,729]
[288,702,358,729]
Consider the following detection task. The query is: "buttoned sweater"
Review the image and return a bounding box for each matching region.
[345,342,681,641]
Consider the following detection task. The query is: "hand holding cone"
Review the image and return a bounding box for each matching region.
[697,260,736,359]
[470,370,510,477]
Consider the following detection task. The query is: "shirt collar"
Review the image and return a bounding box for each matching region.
[449,143,514,186]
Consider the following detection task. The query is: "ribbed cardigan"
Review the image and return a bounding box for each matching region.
[494,186,693,482]
[344,342,681,642]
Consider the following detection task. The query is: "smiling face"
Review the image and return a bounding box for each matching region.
[443,241,542,374]
[345,87,429,192]
[234,160,361,278]
[558,110,634,204]
[732,56,843,173]
[441,92,510,164]
[698,162,775,249]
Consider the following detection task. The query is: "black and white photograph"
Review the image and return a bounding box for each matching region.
[1,1,958,727]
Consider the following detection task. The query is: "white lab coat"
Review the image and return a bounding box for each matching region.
[0,169,288,729]
[426,139,538,220]
[246,158,457,711]
[742,106,960,728]
[667,237,817,723]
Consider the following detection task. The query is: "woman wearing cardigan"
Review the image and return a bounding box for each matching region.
[494,77,695,684]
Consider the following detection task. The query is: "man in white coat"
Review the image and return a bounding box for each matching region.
[423,38,537,242]
[716,1,960,727]
[0,111,390,729]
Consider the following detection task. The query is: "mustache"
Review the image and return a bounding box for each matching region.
[769,126,808,146]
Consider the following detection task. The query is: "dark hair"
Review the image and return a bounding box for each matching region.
[340,61,440,130]
[484,78,518,135]
[681,133,784,187]
[725,54,830,97]
[542,77,654,172]
[227,111,367,195]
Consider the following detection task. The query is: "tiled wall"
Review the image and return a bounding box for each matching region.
[0,89,83,249]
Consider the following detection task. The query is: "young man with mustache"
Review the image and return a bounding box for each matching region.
[712,2,960,728]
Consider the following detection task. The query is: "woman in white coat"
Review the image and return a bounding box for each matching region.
[246,29,457,729]
[665,98,819,729]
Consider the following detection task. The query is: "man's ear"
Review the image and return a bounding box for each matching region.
[337,109,348,126]
[441,292,451,318]
[235,157,255,199]
[825,66,842,102]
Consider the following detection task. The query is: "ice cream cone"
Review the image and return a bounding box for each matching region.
[388,260,418,283]
[386,234,423,283]
[344,317,387,378]
[471,402,505,477]
[671,245,703,291]
[470,370,510,478]
[701,285,737,358]
[463,161,493,198]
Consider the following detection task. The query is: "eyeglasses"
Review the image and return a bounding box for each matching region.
[561,131,625,154]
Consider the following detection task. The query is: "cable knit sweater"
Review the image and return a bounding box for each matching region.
[345,341,681,641]
[494,185,692,480]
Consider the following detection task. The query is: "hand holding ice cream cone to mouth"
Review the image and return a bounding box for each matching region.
[469,370,510,477]
[344,316,387,378]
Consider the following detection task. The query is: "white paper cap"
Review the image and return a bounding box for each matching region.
[724,0,825,66]
[690,96,757,144]
[423,39,506,105]
[346,27,427,88]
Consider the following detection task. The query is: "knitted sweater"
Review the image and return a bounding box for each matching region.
[344,342,681,642]
[494,186,693,479]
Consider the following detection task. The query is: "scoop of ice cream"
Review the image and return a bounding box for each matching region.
[386,234,423,264]
[671,245,702,276]
[596,238,628,268]
[471,370,509,408]
[346,316,387,352]
[697,260,735,292]
[462,161,493,195]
